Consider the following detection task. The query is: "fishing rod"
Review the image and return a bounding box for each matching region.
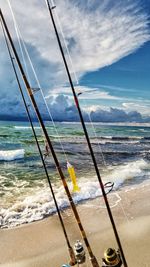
[0,18,76,266]
[0,9,100,267]
[45,2,128,267]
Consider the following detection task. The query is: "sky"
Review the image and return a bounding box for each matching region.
[0,0,150,122]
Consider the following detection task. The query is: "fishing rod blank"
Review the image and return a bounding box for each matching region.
[45,2,128,267]
[0,9,100,267]
[0,18,76,266]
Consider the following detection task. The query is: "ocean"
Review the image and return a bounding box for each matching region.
[0,120,150,228]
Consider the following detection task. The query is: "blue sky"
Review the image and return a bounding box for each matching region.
[0,0,150,122]
[80,41,150,113]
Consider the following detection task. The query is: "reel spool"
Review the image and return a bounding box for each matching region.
[102,248,122,266]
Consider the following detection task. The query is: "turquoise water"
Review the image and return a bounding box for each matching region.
[0,121,150,228]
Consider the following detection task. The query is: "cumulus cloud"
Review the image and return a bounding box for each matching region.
[89,107,147,123]
[0,40,57,119]
[0,0,149,121]
[37,94,150,122]
[122,102,150,116]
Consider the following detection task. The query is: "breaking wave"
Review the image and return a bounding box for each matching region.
[0,149,25,161]
[107,159,149,187]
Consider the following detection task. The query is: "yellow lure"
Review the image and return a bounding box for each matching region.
[67,162,80,192]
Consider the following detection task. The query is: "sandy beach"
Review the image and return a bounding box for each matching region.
[0,181,150,267]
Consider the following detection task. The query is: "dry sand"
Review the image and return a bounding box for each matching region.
[0,181,150,267]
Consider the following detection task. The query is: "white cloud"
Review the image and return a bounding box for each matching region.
[46,85,120,100]
[54,0,150,75]
[122,102,150,116]
[98,84,138,93]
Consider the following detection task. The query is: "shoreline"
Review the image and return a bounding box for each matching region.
[0,181,150,267]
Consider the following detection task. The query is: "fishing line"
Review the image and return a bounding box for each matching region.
[45,0,79,85]
[1,10,100,267]
[80,98,108,167]
[7,0,68,162]
[6,0,32,84]
[118,200,130,225]
[47,7,132,227]
[20,35,68,161]
[1,18,76,265]
[45,2,128,266]
[81,106,130,219]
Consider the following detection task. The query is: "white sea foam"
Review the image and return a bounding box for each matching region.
[14,126,40,130]
[0,149,24,161]
[0,159,149,228]
[0,181,107,228]
[107,159,149,187]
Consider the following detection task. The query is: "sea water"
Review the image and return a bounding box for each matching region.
[0,121,150,228]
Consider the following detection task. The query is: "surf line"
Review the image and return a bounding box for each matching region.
[0,9,100,267]
[45,2,127,267]
[0,16,77,266]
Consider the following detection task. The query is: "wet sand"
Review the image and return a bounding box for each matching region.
[0,181,150,267]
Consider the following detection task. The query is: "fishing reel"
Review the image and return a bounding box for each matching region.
[61,241,85,267]
[102,248,122,267]
[74,240,86,264]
